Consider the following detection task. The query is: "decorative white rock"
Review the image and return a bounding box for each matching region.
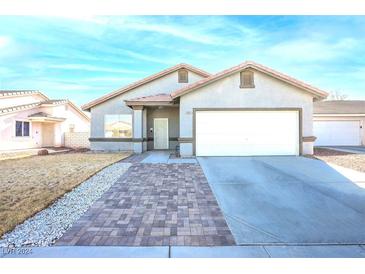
[0,162,131,247]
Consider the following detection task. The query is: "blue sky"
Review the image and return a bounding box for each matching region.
[0,16,364,106]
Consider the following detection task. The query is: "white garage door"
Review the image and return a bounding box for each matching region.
[195,110,300,156]
[314,120,361,146]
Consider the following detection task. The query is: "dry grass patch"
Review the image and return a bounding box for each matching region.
[0,152,131,236]
[314,147,365,173]
[0,151,36,161]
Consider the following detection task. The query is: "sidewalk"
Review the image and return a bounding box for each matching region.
[2,245,365,258]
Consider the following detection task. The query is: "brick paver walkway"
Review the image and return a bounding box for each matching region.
[56,163,235,246]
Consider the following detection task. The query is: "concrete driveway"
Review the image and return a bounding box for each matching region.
[198,156,365,245]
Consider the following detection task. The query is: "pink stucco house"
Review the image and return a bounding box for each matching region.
[0,90,90,151]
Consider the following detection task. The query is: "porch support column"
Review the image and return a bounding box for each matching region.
[142,107,147,152]
[132,105,143,153]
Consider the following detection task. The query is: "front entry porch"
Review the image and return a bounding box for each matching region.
[126,94,180,154]
[146,106,179,152]
[140,150,197,164]
[28,112,66,148]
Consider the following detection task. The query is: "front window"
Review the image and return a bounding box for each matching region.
[15,121,30,137]
[104,114,132,138]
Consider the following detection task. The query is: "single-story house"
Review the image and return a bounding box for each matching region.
[0,90,90,151]
[82,61,328,156]
[313,100,365,146]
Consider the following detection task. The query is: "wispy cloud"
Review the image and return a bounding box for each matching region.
[0,16,364,104]
[0,36,10,48]
[267,37,359,62]
[98,16,260,47]
[117,49,173,65]
[111,18,220,45]
[47,64,144,74]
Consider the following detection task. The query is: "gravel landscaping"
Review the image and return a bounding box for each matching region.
[0,152,130,236]
[0,162,131,248]
[314,147,365,173]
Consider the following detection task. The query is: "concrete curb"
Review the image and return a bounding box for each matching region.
[1,246,169,258]
[2,245,365,258]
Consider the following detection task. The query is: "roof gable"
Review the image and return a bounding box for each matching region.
[0,99,90,121]
[171,61,328,99]
[82,63,211,111]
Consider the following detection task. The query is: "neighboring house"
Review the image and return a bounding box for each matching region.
[313,100,365,146]
[0,90,90,151]
[82,61,328,156]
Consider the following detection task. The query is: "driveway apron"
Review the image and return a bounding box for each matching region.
[198,156,365,245]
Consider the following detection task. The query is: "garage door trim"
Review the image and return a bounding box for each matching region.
[192,107,303,156]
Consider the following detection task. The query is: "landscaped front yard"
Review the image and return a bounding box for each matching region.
[314,147,365,173]
[0,152,131,236]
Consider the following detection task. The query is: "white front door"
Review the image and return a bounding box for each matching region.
[195,110,300,156]
[314,120,361,146]
[154,118,169,149]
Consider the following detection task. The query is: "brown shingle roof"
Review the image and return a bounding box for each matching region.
[314,100,365,114]
[171,61,329,99]
[82,63,211,111]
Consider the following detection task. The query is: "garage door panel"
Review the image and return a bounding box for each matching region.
[197,143,297,156]
[195,110,299,156]
[314,121,361,146]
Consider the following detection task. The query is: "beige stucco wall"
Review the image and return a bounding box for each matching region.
[313,115,365,146]
[89,70,204,150]
[179,70,315,156]
[146,106,179,150]
[0,108,46,150]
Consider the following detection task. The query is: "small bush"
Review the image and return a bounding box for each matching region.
[37,149,49,156]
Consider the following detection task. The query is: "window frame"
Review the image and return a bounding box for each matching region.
[240,70,255,89]
[104,114,133,138]
[15,120,31,137]
[178,69,189,83]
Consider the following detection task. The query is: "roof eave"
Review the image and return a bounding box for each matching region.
[66,100,90,121]
[248,65,328,99]
[314,113,365,116]
[28,117,66,122]
[125,101,175,107]
[171,63,329,100]
[0,103,40,116]
[81,63,210,111]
